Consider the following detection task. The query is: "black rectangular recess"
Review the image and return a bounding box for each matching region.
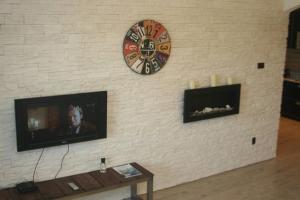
[257,63,265,69]
[252,137,256,145]
[183,84,241,123]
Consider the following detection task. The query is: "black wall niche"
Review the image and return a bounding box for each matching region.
[183,84,241,123]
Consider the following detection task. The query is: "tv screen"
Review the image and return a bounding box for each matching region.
[15,91,107,152]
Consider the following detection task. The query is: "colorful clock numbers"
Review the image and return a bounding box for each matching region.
[123,20,171,75]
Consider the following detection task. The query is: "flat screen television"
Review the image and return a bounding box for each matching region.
[15,91,107,152]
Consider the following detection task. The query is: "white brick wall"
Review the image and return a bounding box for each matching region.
[284,0,300,11]
[0,0,288,199]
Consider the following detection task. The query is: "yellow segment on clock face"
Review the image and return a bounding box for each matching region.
[125,52,140,67]
[156,42,171,55]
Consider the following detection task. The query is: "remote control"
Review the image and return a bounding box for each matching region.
[67,182,79,190]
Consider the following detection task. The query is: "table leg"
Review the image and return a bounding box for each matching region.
[147,177,153,200]
[130,184,137,198]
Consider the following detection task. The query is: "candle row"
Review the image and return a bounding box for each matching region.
[188,75,233,89]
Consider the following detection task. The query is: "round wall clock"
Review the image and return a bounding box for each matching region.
[123,20,171,75]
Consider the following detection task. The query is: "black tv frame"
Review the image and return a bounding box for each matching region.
[15,91,107,152]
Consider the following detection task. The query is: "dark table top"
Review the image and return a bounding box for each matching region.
[0,163,153,200]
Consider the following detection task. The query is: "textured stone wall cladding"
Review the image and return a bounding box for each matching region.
[0,0,288,199]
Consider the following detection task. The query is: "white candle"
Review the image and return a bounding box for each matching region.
[188,81,195,89]
[210,75,217,87]
[227,77,233,85]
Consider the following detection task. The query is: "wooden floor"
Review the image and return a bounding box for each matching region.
[152,117,300,200]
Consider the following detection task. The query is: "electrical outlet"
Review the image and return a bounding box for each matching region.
[257,63,265,69]
[252,137,256,145]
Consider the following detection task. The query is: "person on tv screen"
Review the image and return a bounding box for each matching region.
[67,105,96,135]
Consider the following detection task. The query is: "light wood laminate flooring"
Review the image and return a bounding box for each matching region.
[151,117,300,200]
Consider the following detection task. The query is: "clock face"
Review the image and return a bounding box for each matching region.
[123,20,171,75]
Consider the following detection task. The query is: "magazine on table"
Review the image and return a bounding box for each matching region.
[113,164,142,178]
